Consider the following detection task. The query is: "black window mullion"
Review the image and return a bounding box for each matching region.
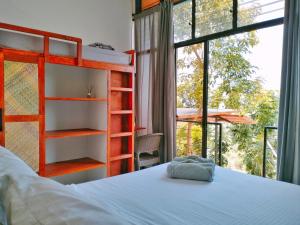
[174,17,283,48]
[202,40,209,158]
[135,0,142,14]
[233,0,238,29]
[192,0,196,39]
[175,48,178,112]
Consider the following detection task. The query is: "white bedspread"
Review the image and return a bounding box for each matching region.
[72,164,300,225]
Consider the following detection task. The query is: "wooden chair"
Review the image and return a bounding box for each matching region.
[135,133,163,170]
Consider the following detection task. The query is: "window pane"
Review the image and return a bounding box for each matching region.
[173,0,192,43]
[195,0,233,37]
[238,0,284,26]
[208,25,283,177]
[176,44,204,156]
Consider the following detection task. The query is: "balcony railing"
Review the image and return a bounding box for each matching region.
[176,120,223,166]
[176,120,278,178]
[262,126,278,178]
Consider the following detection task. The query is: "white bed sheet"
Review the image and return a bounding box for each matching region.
[72,164,300,225]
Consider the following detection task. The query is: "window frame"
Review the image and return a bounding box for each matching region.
[174,0,284,48]
[174,0,285,158]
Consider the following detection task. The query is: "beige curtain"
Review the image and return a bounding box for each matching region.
[135,7,160,136]
[152,0,176,162]
[277,0,300,184]
[135,0,176,162]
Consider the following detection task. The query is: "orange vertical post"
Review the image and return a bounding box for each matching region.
[0,51,4,146]
[38,56,46,175]
[128,72,135,172]
[77,40,83,66]
[44,36,49,61]
[107,70,111,177]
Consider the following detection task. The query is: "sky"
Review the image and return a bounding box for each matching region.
[248,25,283,91]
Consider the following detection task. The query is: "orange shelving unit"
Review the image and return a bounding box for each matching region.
[107,66,135,176]
[0,22,135,179]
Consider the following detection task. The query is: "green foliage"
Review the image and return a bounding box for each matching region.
[173,0,192,42]
[230,88,279,176]
[176,44,204,109]
[195,0,233,36]
[176,122,202,157]
[209,32,260,112]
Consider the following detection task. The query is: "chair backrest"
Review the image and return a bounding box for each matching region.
[135,133,164,154]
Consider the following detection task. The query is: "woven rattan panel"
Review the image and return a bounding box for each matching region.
[5,122,39,171]
[4,61,38,115]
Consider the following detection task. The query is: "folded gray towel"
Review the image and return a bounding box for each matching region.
[173,155,214,164]
[167,156,215,182]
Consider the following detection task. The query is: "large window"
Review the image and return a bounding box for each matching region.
[174,0,284,177]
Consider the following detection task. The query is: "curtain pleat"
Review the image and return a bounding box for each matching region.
[153,0,176,162]
[277,0,300,184]
[135,8,160,135]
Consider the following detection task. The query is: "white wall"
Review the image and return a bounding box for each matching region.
[44,65,108,184]
[0,0,133,51]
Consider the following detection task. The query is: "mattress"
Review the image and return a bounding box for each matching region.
[0,30,131,65]
[72,164,300,225]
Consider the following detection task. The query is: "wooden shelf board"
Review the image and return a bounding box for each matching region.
[46,128,106,139]
[110,154,133,162]
[45,97,107,102]
[46,55,134,73]
[111,87,133,92]
[111,110,133,115]
[44,157,106,177]
[110,132,133,138]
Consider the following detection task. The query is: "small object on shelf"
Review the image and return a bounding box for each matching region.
[88,42,115,51]
[87,85,93,98]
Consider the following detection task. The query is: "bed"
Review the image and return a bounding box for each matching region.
[1,146,300,225]
[0,29,131,65]
[74,164,300,225]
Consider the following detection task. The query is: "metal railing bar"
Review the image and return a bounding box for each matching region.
[262,126,278,177]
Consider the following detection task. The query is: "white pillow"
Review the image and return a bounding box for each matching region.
[0,173,130,225]
[0,147,129,224]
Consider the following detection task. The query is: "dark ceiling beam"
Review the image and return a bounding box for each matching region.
[135,0,142,14]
